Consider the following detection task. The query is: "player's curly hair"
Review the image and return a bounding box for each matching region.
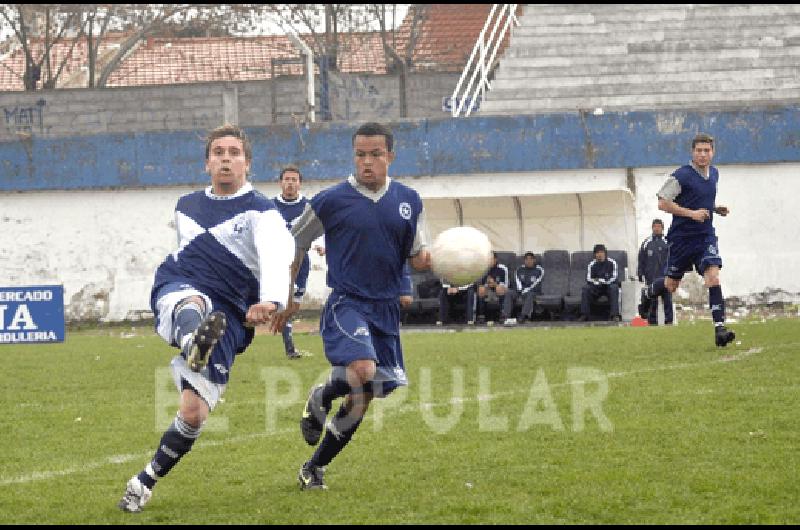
[205,124,252,161]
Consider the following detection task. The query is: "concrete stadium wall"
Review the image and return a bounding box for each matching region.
[2,106,799,320]
[3,106,799,191]
[0,71,459,141]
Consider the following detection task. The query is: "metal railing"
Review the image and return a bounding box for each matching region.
[449,4,519,117]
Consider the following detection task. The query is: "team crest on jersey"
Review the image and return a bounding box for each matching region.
[399,202,412,220]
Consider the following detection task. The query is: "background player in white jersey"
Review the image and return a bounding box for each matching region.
[271,122,431,490]
[118,124,295,513]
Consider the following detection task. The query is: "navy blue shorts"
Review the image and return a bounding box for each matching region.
[320,292,407,398]
[152,281,254,385]
[665,234,723,280]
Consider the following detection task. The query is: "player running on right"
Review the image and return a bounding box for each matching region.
[639,133,735,347]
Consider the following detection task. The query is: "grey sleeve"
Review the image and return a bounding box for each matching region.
[290,203,325,264]
[410,207,429,256]
[657,176,682,202]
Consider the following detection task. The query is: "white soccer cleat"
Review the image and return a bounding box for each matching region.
[504,318,517,327]
[117,476,152,513]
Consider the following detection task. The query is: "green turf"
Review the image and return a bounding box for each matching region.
[1,319,798,524]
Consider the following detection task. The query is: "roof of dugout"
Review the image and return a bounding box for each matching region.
[401,171,637,260]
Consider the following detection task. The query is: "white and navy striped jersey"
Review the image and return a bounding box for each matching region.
[151,183,295,318]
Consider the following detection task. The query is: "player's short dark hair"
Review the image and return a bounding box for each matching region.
[524,251,536,259]
[652,218,664,227]
[352,122,394,152]
[279,164,302,181]
[692,133,714,149]
[205,124,252,161]
[593,244,607,254]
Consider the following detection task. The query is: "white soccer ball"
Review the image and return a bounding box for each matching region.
[430,226,493,286]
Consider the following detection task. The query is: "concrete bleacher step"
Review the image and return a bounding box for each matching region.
[488,75,799,99]
[513,16,800,36]
[478,4,800,116]
[490,67,799,91]
[495,45,796,69]
[480,88,800,115]
[509,25,800,47]
[495,56,800,78]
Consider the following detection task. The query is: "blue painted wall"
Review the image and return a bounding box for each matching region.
[2,107,799,191]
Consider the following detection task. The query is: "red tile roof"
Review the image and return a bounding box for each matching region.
[0,34,126,91]
[0,7,496,90]
[396,4,518,72]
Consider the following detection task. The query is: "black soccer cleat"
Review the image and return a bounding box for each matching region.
[300,384,330,446]
[186,311,227,372]
[638,288,653,319]
[298,461,327,490]
[286,349,301,360]
[715,326,736,348]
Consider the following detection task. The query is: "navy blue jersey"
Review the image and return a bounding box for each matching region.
[586,258,618,285]
[637,234,669,283]
[152,183,294,318]
[660,164,719,239]
[481,264,509,287]
[274,194,311,296]
[293,176,426,301]
[514,264,544,293]
[400,262,413,297]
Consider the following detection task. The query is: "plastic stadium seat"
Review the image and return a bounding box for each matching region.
[563,251,595,313]
[534,250,570,318]
[401,270,442,324]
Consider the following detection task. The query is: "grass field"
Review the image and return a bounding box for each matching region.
[1,318,798,524]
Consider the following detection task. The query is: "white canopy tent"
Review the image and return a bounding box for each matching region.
[400,170,638,262]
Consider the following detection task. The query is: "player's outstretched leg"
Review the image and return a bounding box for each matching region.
[301,384,330,446]
[283,320,301,359]
[709,284,735,347]
[300,393,369,491]
[118,410,203,512]
[639,278,666,318]
[185,311,227,372]
[301,368,352,445]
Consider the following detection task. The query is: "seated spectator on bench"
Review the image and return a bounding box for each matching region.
[476,252,509,323]
[437,282,477,325]
[579,244,621,322]
[503,252,544,326]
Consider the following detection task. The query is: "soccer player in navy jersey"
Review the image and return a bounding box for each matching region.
[273,165,313,359]
[118,125,295,512]
[639,133,735,347]
[271,122,431,490]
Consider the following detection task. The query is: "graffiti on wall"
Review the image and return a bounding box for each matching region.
[328,74,395,121]
[3,99,46,134]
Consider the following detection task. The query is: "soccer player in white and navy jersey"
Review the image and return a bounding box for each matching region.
[117,124,295,513]
[271,122,432,490]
